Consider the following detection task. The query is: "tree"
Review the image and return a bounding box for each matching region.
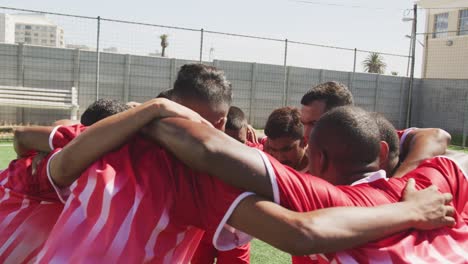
[362,52,386,74]
[160,34,169,57]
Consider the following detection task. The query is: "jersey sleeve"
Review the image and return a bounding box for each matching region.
[258,151,352,212]
[405,156,468,219]
[50,124,87,150]
[3,149,65,203]
[168,157,254,251]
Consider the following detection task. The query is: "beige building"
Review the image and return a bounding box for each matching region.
[418,0,468,79]
[0,13,64,48]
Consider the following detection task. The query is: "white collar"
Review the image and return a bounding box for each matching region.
[350,170,388,186]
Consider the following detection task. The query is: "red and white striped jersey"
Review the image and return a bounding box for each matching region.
[37,125,252,263]
[259,150,468,264]
[0,150,63,263]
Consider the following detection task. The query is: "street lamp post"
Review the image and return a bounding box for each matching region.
[403,4,417,128]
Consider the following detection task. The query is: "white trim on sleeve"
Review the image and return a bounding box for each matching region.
[399,127,417,152]
[48,125,62,151]
[46,149,71,204]
[213,192,255,251]
[256,149,280,205]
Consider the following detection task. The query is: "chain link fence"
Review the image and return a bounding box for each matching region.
[0,6,467,146]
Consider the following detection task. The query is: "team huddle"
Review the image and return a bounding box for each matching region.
[0,64,467,263]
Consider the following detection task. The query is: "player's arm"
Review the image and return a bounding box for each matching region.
[393,128,451,178]
[228,179,455,255]
[49,98,210,188]
[145,117,274,199]
[13,126,54,157]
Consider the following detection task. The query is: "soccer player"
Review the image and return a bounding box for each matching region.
[299,81,451,178]
[80,98,130,126]
[16,65,455,262]
[192,105,252,264]
[140,111,464,263]
[0,98,131,262]
[38,99,454,263]
[225,106,248,144]
[263,107,308,173]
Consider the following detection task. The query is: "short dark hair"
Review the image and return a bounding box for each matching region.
[300,81,354,110]
[157,89,173,99]
[226,106,247,131]
[172,64,232,107]
[80,99,130,126]
[264,107,304,140]
[371,112,400,164]
[311,106,380,164]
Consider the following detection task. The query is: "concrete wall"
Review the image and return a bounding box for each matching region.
[5,42,468,136]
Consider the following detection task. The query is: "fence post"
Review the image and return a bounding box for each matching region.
[17,43,24,86]
[463,89,468,148]
[318,69,324,84]
[347,72,354,92]
[199,28,204,63]
[169,58,177,89]
[353,48,357,73]
[95,16,101,100]
[123,54,131,102]
[16,43,25,124]
[398,77,405,129]
[283,39,288,106]
[374,75,380,111]
[249,63,257,125]
[406,4,417,128]
[72,48,81,90]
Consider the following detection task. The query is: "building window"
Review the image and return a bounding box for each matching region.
[50,34,55,38]
[41,39,47,44]
[25,25,32,30]
[24,37,31,43]
[433,12,449,38]
[34,33,38,37]
[25,32,31,36]
[15,24,21,29]
[459,9,468,35]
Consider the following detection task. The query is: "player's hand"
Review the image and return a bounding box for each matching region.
[402,178,455,230]
[155,98,213,127]
[246,124,259,144]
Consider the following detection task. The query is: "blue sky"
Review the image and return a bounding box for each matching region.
[0,0,426,76]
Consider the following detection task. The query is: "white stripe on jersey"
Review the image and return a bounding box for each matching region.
[0,188,10,203]
[163,228,188,264]
[104,190,143,261]
[37,174,97,261]
[143,207,170,262]
[77,176,116,247]
[0,174,8,186]
[0,196,29,229]
[335,252,359,264]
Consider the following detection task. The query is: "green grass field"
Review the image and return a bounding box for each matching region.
[0,143,290,263]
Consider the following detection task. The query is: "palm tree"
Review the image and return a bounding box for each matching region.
[362,52,386,74]
[160,34,169,57]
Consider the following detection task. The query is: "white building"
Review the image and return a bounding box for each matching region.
[0,13,64,48]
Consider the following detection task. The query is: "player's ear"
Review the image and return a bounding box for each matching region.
[379,141,389,168]
[318,149,328,175]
